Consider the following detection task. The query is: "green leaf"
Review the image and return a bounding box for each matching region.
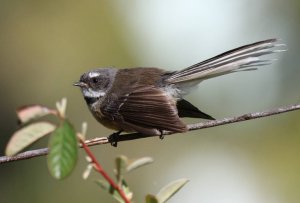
[17,105,56,124]
[95,179,111,191]
[47,120,78,179]
[145,194,159,203]
[115,155,128,182]
[156,178,189,203]
[5,122,56,156]
[95,180,125,203]
[126,157,153,173]
[121,180,133,201]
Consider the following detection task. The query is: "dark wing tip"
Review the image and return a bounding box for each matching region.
[177,99,215,120]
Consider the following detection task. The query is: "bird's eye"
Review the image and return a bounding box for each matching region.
[92,77,99,83]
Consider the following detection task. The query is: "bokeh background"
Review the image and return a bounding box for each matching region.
[0,0,300,203]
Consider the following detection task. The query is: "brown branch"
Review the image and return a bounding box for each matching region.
[1,103,300,164]
[79,139,130,203]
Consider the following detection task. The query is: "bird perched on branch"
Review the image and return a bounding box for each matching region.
[74,39,285,145]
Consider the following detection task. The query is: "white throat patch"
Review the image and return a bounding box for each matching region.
[82,88,106,99]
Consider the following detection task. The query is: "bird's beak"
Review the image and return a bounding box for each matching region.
[73,81,88,88]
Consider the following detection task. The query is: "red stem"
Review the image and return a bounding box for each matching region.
[79,139,130,203]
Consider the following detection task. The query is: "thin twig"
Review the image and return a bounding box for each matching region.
[1,103,299,164]
[79,139,130,203]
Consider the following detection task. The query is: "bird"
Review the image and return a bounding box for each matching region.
[74,39,285,145]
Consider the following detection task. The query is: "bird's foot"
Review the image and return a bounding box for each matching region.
[108,130,123,147]
[159,130,164,140]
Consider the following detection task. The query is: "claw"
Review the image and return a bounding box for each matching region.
[108,130,123,147]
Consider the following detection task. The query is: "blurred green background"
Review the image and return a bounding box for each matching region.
[0,0,300,203]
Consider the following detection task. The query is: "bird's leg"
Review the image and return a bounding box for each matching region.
[108,130,123,147]
[159,130,164,140]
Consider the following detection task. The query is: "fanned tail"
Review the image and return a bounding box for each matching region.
[165,39,286,85]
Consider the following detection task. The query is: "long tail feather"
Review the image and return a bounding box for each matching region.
[166,39,286,84]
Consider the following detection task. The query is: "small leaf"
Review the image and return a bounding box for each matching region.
[80,122,88,140]
[121,180,133,201]
[126,157,153,173]
[115,155,128,182]
[47,120,78,179]
[56,98,67,118]
[82,164,93,180]
[145,194,159,203]
[5,122,55,156]
[156,178,189,203]
[95,180,124,203]
[95,179,111,191]
[17,105,56,124]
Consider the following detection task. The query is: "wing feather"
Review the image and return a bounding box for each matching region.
[102,86,187,135]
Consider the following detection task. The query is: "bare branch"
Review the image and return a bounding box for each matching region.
[1,103,299,164]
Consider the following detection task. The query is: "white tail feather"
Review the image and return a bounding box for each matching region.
[166,39,285,84]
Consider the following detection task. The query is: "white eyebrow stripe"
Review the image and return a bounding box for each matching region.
[89,72,101,78]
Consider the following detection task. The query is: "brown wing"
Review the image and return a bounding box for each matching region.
[102,86,187,135]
